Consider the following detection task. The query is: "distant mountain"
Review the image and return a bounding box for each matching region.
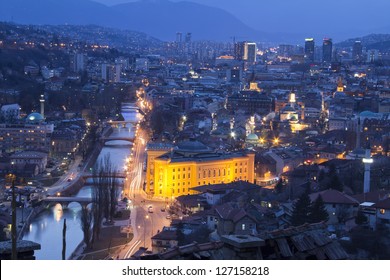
[336,34,390,51]
[0,0,298,42]
[110,0,258,41]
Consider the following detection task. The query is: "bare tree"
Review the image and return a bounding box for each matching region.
[80,207,93,249]
[91,154,120,244]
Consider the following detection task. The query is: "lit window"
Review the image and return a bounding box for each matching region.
[380,209,386,215]
[242,224,246,230]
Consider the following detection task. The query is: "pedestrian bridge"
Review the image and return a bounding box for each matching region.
[42,196,93,209]
[101,136,134,144]
[108,120,137,128]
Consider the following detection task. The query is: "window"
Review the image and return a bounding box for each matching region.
[178,174,180,179]
[241,224,246,231]
[183,168,185,171]
[213,170,216,177]
[173,169,175,172]
[188,173,190,179]
[380,209,386,215]
[183,174,185,179]
[172,175,175,180]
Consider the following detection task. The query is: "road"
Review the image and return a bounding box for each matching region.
[116,120,170,259]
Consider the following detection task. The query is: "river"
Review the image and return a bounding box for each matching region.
[22,104,139,260]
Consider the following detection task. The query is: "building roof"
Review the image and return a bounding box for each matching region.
[156,150,252,164]
[309,189,359,205]
[176,194,207,208]
[192,181,259,193]
[176,139,210,153]
[353,190,390,204]
[151,229,177,241]
[373,198,390,210]
[10,151,48,159]
[215,203,257,223]
[147,142,175,151]
[258,223,348,260]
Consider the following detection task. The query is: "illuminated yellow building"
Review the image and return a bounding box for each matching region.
[146,140,255,199]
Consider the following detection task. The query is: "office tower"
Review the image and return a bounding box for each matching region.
[304,38,315,63]
[352,41,363,63]
[367,49,379,63]
[185,32,192,43]
[246,42,257,63]
[322,38,333,63]
[234,42,245,60]
[234,41,256,62]
[71,53,87,73]
[176,32,182,43]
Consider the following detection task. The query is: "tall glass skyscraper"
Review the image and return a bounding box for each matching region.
[322,38,333,63]
[304,38,315,63]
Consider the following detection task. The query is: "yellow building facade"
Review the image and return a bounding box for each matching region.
[146,141,255,199]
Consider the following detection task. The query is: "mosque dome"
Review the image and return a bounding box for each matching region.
[281,105,295,112]
[246,133,259,142]
[26,112,44,122]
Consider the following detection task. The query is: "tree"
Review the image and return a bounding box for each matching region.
[62,219,66,260]
[318,170,326,182]
[274,179,284,194]
[329,174,343,192]
[291,191,312,226]
[308,195,329,223]
[355,210,368,225]
[80,207,93,249]
[91,154,119,244]
[176,221,186,246]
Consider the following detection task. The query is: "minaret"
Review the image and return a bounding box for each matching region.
[356,117,361,149]
[289,92,296,109]
[362,144,373,193]
[39,94,45,118]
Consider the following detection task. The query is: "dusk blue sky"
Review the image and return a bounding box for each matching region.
[94,0,390,40]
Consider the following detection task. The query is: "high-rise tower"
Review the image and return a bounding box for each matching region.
[304,38,315,63]
[352,41,363,63]
[322,38,333,63]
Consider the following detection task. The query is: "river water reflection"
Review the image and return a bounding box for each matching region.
[23,106,138,259]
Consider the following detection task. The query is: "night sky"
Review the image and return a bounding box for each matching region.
[94,0,390,40]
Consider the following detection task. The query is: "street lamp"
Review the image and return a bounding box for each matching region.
[144,215,149,248]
